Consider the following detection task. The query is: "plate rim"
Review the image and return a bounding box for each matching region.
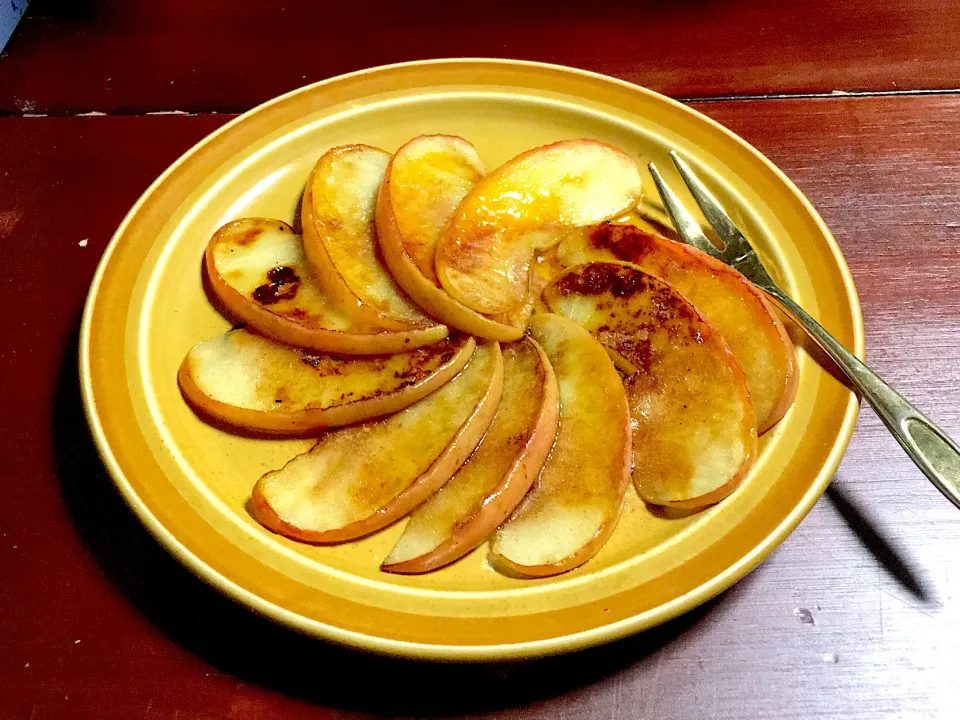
[79,57,863,661]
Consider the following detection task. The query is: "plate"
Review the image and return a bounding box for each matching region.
[80,59,862,661]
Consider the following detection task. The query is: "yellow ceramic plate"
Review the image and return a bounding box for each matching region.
[80,59,862,661]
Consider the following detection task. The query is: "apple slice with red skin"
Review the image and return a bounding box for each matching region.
[301,144,438,330]
[434,139,643,315]
[544,262,758,509]
[490,314,631,577]
[381,337,558,574]
[376,135,523,341]
[205,218,448,354]
[557,222,797,431]
[178,328,474,435]
[251,341,503,543]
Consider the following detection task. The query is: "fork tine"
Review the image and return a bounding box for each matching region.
[668,151,749,260]
[647,162,722,259]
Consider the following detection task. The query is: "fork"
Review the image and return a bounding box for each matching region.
[648,151,960,509]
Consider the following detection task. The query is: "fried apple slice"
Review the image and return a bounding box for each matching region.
[434,139,643,315]
[544,263,758,508]
[490,314,631,577]
[178,329,474,435]
[381,337,558,574]
[251,342,503,543]
[557,222,797,431]
[486,248,566,330]
[377,135,522,341]
[301,144,436,329]
[383,135,485,283]
[205,218,447,354]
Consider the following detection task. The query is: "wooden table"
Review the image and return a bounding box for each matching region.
[3,2,960,718]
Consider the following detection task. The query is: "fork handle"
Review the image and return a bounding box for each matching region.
[767,286,960,509]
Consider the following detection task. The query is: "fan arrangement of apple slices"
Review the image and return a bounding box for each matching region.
[179,136,798,577]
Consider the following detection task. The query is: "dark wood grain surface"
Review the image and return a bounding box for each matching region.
[3,0,960,115]
[4,1,960,716]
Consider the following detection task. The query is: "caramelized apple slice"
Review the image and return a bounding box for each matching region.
[384,135,485,283]
[491,314,631,577]
[544,263,758,508]
[205,218,447,353]
[486,248,566,330]
[301,144,436,329]
[557,223,797,431]
[251,342,503,543]
[382,337,558,573]
[178,329,474,435]
[435,139,643,315]
[377,135,522,341]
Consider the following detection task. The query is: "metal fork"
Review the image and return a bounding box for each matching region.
[649,151,960,509]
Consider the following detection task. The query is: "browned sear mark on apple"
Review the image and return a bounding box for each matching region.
[253,266,301,305]
[556,264,706,375]
[296,338,463,399]
[562,264,699,324]
[589,222,659,263]
[272,387,293,405]
[554,262,654,299]
[299,354,345,374]
[232,227,263,246]
[597,329,654,375]
[268,266,298,284]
